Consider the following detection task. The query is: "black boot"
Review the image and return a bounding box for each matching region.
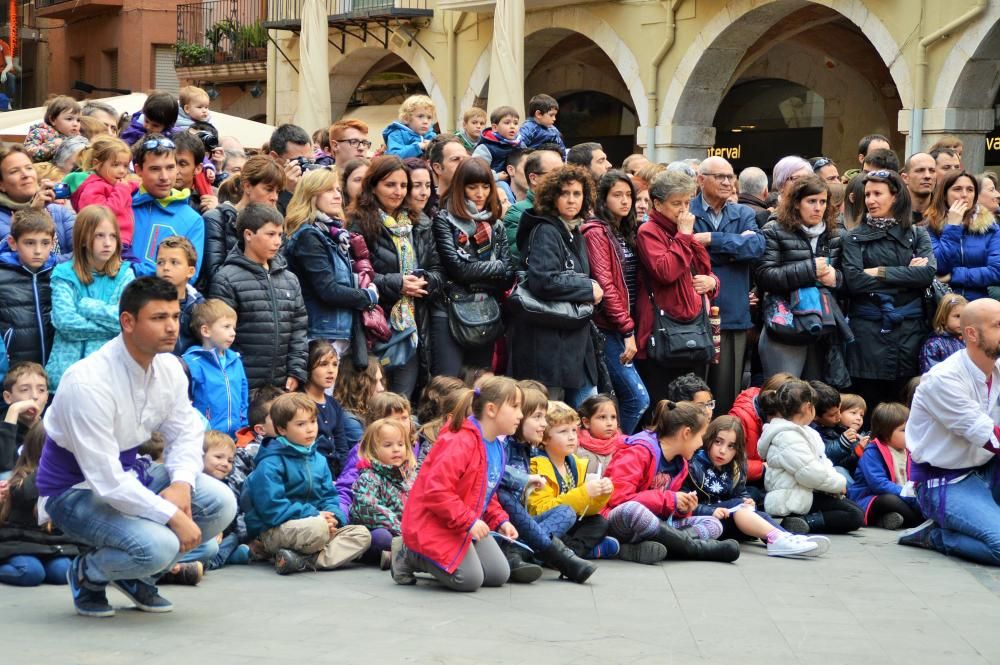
[542,537,596,584]
[652,525,741,563]
[499,541,543,584]
[804,512,826,534]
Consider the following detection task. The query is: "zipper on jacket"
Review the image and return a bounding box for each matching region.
[266,271,280,384]
[30,267,48,364]
[216,350,233,435]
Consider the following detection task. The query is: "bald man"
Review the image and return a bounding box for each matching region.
[902,297,1000,565]
[901,153,936,224]
[691,155,764,415]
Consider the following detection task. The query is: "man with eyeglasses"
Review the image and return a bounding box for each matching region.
[691,156,764,416]
[901,152,937,224]
[329,119,371,165]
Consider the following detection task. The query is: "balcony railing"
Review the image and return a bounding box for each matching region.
[264,0,432,31]
[176,0,269,68]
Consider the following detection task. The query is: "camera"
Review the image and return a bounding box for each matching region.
[195,130,219,153]
[52,183,71,199]
[294,156,324,172]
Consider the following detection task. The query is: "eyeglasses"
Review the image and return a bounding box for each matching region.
[141,137,175,151]
[697,400,717,411]
[337,138,373,150]
[702,173,736,183]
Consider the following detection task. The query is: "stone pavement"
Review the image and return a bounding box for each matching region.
[3,529,1000,665]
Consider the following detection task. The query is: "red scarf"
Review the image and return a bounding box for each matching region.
[577,428,626,456]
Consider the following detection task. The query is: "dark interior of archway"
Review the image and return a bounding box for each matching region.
[348,53,427,109]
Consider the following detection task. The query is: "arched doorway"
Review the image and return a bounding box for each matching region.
[328,48,428,124]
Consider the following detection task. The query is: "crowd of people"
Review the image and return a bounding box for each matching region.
[1,86,1000,616]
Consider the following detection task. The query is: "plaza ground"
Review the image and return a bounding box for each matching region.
[3,529,999,665]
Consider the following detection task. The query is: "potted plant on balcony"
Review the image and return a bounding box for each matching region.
[176,41,212,67]
[236,22,268,61]
[206,19,240,63]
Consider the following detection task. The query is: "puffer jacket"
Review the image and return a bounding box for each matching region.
[349,459,415,534]
[432,208,514,297]
[757,418,846,516]
[0,473,82,560]
[755,220,843,296]
[182,346,250,438]
[208,248,308,389]
[728,388,765,483]
[527,452,610,517]
[516,118,566,152]
[283,216,374,341]
[0,200,75,263]
[928,209,1000,301]
[0,247,55,366]
[199,202,239,293]
[22,121,69,162]
[510,209,597,389]
[841,221,935,381]
[683,448,751,515]
[581,217,635,335]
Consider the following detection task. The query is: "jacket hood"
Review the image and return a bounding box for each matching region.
[0,244,56,271]
[382,121,422,140]
[133,187,193,208]
[183,345,242,367]
[516,208,571,252]
[580,216,611,236]
[625,430,661,467]
[480,129,520,147]
[254,435,315,462]
[757,418,802,459]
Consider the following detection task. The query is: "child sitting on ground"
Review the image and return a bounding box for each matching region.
[838,393,869,460]
[183,299,249,438]
[528,401,615,562]
[919,295,967,374]
[71,137,139,246]
[242,393,371,575]
[576,394,627,472]
[809,380,857,482]
[758,380,864,535]
[235,385,282,451]
[517,94,566,153]
[455,107,487,153]
[349,417,416,568]
[24,96,81,162]
[415,375,465,462]
[1,363,49,477]
[684,415,826,557]
[383,94,438,159]
[200,431,252,569]
[848,402,924,530]
[155,236,204,355]
[120,91,180,145]
[300,340,348,477]
[472,106,522,181]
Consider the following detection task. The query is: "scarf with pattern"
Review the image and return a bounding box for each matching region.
[382,209,417,331]
[865,214,898,231]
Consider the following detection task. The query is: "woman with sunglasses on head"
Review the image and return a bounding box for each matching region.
[841,169,935,413]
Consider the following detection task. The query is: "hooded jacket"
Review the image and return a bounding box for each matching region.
[472,129,522,172]
[182,346,249,438]
[241,435,346,538]
[848,438,920,524]
[928,208,1000,301]
[72,173,139,246]
[131,187,205,281]
[199,202,238,293]
[757,417,846,516]
[208,248,308,390]
[349,459,415,535]
[527,452,610,517]
[0,246,55,366]
[0,198,75,263]
[382,121,437,159]
[602,430,690,518]
[728,388,765,483]
[581,217,636,335]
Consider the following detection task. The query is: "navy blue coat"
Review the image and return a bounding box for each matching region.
[690,195,764,330]
[847,439,920,525]
[683,449,751,516]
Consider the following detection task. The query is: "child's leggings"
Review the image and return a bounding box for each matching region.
[0,555,71,587]
[498,488,576,553]
[607,501,723,543]
[360,527,394,565]
[407,537,509,592]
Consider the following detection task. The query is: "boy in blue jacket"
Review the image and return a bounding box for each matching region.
[518,94,566,153]
[241,393,371,575]
[0,209,58,367]
[183,299,249,438]
[473,106,523,180]
[383,94,438,159]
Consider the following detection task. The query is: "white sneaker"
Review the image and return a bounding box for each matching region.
[802,534,830,557]
[766,534,818,558]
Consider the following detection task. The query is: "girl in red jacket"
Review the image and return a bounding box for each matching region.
[602,400,741,565]
[70,136,139,247]
[392,376,523,592]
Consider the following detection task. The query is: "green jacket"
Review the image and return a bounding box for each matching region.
[348,459,415,535]
[502,190,534,270]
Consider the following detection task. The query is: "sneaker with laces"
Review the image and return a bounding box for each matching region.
[67,556,114,618]
[617,541,667,565]
[766,534,818,558]
[898,519,937,550]
[274,548,315,575]
[110,578,173,613]
[390,536,417,585]
[798,534,831,556]
[588,536,621,559]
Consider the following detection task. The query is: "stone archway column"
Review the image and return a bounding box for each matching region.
[487,0,525,118]
[640,122,716,163]
[898,107,994,173]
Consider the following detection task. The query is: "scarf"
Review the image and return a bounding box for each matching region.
[381,209,417,332]
[449,201,495,262]
[0,191,62,256]
[800,221,826,238]
[561,216,583,233]
[865,214,898,231]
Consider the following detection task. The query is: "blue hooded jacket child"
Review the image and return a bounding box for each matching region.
[131,187,205,282]
[183,345,249,438]
[382,121,437,159]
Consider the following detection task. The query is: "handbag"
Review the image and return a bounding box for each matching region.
[922,278,953,320]
[763,289,837,345]
[446,287,504,348]
[361,305,391,348]
[506,271,594,330]
[646,292,714,366]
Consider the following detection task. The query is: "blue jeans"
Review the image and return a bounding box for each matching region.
[916,460,1000,566]
[498,488,576,553]
[0,555,71,586]
[549,383,597,410]
[602,331,649,434]
[45,463,237,585]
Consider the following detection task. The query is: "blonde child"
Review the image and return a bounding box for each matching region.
[176,85,212,131]
[46,205,135,388]
[848,402,924,530]
[72,136,140,247]
[383,94,438,159]
[455,107,487,152]
[576,394,627,472]
[528,401,615,562]
[349,417,416,568]
[197,430,253,570]
[155,235,204,355]
[242,393,371,575]
[24,96,81,162]
[919,295,968,373]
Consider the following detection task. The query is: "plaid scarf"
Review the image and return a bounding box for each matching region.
[382,210,417,332]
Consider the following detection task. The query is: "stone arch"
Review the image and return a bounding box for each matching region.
[933,2,1000,110]
[660,0,911,137]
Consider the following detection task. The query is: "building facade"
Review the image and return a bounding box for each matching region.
[262,0,1000,173]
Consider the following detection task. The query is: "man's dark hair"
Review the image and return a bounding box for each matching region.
[142,91,180,130]
[236,203,284,246]
[929,147,958,161]
[862,148,899,172]
[426,134,465,165]
[506,148,529,170]
[567,142,603,169]
[120,276,179,317]
[172,131,205,166]
[268,123,310,158]
[527,94,559,117]
[666,373,711,402]
[857,133,889,157]
[808,380,841,415]
[132,133,176,168]
[536,141,565,154]
[524,149,561,180]
[190,120,218,138]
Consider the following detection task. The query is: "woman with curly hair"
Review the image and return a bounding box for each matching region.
[510,164,603,407]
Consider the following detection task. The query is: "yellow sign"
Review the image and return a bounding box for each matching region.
[708,145,741,160]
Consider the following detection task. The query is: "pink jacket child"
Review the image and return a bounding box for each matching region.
[72,174,140,246]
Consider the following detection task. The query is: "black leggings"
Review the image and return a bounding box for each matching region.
[801,493,864,534]
[868,493,924,528]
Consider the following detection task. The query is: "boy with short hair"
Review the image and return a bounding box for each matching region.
[121,91,181,146]
[182,299,249,438]
[0,209,58,367]
[172,131,218,214]
[383,94,438,159]
[209,203,307,391]
[455,107,487,152]
[473,105,522,180]
[176,86,212,132]
[1,362,48,474]
[809,380,859,479]
[155,235,204,355]
[200,430,252,568]
[241,393,371,575]
[236,385,283,450]
[518,94,566,153]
